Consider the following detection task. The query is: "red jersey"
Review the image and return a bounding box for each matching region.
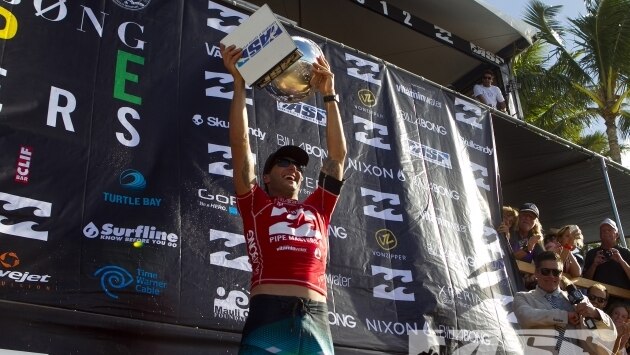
[236,184,339,296]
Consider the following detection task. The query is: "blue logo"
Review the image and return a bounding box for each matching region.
[237,23,283,67]
[94,265,134,299]
[119,169,147,190]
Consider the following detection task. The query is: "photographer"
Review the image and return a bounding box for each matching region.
[583,219,630,292]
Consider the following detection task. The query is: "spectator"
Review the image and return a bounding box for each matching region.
[587,284,609,310]
[608,303,630,355]
[514,251,616,353]
[583,218,630,290]
[509,203,544,262]
[498,205,518,239]
[473,69,507,111]
[555,225,584,278]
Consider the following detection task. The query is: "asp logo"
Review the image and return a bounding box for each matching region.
[209,229,251,272]
[237,23,283,67]
[360,187,403,222]
[0,192,52,241]
[344,53,381,86]
[207,1,247,34]
[371,265,415,301]
[407,139,452,169]
[353,115,391,150]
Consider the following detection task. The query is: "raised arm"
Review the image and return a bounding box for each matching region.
[220,44,256,195]
[311,55,346,180]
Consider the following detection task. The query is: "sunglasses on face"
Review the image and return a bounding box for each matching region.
[588,295,607,303]
[274,158,304,172]
[539,268,561,277]
[483,76,492,80]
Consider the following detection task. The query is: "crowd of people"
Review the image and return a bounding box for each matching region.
[502,203,630,353]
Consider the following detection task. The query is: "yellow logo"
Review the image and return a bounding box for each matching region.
[358,89,377,107]
[375,229,397,251]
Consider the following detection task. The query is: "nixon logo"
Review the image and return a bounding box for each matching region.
[470,161,490,191]
[207,1,247,34]
[375,229,397,251]
[454,97,483,130]
[344,53,381,86]
[360,187,403,222]
[371,265,415,301]
[358,89,377,107]
[209,229,251,272]
[353,116,391,150]
[0,192,52,241]
[208,144,233,177]
[434,25,453,44]
[205,71,253,105]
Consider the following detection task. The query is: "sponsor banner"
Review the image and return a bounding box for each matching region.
[0,0,515,354]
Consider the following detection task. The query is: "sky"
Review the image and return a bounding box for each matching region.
[482,0,630,167]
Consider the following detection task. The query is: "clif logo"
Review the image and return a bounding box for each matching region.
[14,146,32,184]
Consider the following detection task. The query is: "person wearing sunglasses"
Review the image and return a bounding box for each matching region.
[514,251,616,353]
[586,284,609,310]
[221,44,346,355]
[472,69,506,112]
[509,203,544,263]
[583,218,630,294]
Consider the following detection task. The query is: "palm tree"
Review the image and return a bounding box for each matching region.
[520,0,630,163]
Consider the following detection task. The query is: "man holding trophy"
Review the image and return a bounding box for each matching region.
[220,37,346,354]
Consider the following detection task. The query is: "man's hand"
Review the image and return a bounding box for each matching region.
[220,44,245,84]
[497,223,510,237]
[526,234,542,251]
[567,311,580,326]
[609,248,626,265]
[575,302,600,320]
[594,251,608,266]
[310,56,335,95]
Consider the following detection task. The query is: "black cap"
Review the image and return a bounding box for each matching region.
[519,203,539,218]
[263,145,309,174]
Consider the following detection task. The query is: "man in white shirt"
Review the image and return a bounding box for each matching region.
[473,69,506,111]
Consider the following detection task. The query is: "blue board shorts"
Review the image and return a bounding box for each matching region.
[238,294,334,355]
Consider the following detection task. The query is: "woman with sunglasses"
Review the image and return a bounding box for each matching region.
[555,225,584,278]
[221,43,346,355]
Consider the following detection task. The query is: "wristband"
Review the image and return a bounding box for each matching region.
[323,94,339,103]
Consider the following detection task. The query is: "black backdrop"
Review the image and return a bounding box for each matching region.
[0,1,522,353]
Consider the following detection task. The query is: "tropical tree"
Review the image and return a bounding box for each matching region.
[518,0,630,163]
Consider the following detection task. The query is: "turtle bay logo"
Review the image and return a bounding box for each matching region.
[113,0,151,11]
[83,222,179,248]
[214,286,249,322]
[373,229,407,261]
[103,169,163,207]
[94,265,167,299]
[0,191,52,241]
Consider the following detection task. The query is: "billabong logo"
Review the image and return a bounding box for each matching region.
[207,1,247,34]
[0,252,19,268]
[454,97,483,129]
[208,144,233,177]
[360,187,403,222]
[113,0,151,11]
[344,53,381,85]
[375,229,397,251]
[269,207,322,239]
[0,192,52,241]
[119,169,146,190]
[209,229,251,272]
[353,115,391,150]
[371,265,415,301]
[94,265,134,299]
[358,89,377,107]
[205,71,253,105]
[470,161,490,191]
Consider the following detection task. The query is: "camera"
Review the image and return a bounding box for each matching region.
[603,249,613,259]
